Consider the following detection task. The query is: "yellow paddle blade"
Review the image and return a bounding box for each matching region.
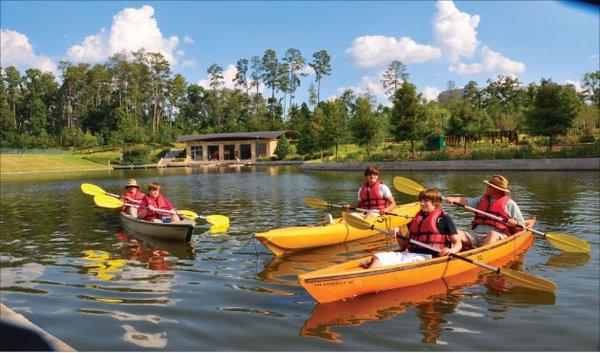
[392,176,424,196]
[304,197,329,209]
[178,209,199,220]
[204,215,230,227]
[546,232,591,253]
[93,194,124,209]
[81,183,106,196]
[500,268,557,293]
[343,212,374,231]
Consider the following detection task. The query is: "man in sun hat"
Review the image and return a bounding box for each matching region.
[119,179,145,217]
[446,175,524,248]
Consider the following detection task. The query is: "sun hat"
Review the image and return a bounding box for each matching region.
[125,179,141,188]
[483,175,510,193]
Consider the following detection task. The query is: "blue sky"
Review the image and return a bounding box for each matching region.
[1,1,598,105]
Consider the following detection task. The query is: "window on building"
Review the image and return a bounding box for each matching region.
[256,142,267,157]
[190,146,203,161]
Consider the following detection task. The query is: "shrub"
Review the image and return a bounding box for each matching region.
[579,133,596,143]
[122,145,151,164]
[421,150,451,161]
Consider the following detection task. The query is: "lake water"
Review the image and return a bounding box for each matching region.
[1,166,598,351]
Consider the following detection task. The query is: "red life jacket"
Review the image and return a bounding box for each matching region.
[358,181,388,211]
[471,195,512,235]
[142,194,173,221]
[407,208,449,254]
[120,191,145,213]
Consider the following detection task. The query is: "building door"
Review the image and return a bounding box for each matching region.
[223,145,235,160]
[240,144,251,160]
[208,145,219,161]
[256,142,267,157]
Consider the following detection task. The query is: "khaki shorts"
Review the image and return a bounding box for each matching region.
[464,230,507,247]
[373,251,432,266]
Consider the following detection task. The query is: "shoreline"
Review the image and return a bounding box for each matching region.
[0,167,111,176]
[300,158,600,171]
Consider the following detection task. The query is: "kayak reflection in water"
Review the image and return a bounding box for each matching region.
[116,232,169,271]
[361,188,462,269]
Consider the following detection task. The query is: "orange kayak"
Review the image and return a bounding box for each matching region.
[298,220,535,303]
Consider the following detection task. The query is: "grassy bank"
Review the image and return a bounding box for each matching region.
[0,153,117,174]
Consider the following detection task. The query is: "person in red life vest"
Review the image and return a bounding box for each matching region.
[120,179,145,217]
[334,166,396,225]
[360,188,462,268]
[446,175,524,248]
[137,182,182,223]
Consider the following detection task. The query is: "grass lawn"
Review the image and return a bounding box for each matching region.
[0,153,113,173]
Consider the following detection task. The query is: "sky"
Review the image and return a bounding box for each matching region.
[1,1,598,105]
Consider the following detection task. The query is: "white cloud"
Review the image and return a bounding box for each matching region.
[433,0,480,64]
[422,86,442,101]
[346,35,441,68]
[66,5,181,65]
[197,64,264,93]
[299,64,315,76]
[337,75,389,105]
[183,35,194,44]
[565,80,584,92]
[180,59,198,69]
[0,29,57,75]
[450,46,525,76]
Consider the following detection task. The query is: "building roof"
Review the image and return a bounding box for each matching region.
[176,130,300,143]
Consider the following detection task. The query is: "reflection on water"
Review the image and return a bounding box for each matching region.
[300,253,557,344]
[0,168,597,351]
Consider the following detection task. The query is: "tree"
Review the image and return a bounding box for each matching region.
[350,97,382,156]
[582,70,600,110]
[207,63,224,90]
[321,99,349,158]
[234,58,249,93]
[381,60,409,98]
[525,79,583,150]
[390,81,425,155]
[447,98,486,155]
[309,49,331,103]
[282,48,306,115]
[274,134,292,159]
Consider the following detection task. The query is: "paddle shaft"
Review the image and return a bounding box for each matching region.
[123,202,178,215]
[369,223,501,274]
[324,202,410,218]
[445,198,541,237]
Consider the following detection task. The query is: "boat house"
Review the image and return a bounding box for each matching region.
[176,130,299,164]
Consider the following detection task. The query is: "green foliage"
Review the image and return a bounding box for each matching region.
[122,145,151,164]
[274,135,292,159]
[421,150,451,161]
[579,133,596,143]
[525,79,583,148]
[350,98,383,156]
[390,81,426,154]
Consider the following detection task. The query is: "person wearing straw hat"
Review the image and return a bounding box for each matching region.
[120,179,145,217]
[446,175,524,248]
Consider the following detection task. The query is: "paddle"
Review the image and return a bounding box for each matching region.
[93,194,230,227]
[343,212,557,292]
[304,197,412,218]
[392,176,590,253]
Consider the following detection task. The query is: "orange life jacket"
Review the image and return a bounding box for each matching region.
[471,195,512,235]
[358,181,388,211]
[408,208,449,254]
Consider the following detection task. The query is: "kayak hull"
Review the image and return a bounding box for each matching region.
[255,202,420,256]
[120,213,195,242]
[298,220,535,303]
